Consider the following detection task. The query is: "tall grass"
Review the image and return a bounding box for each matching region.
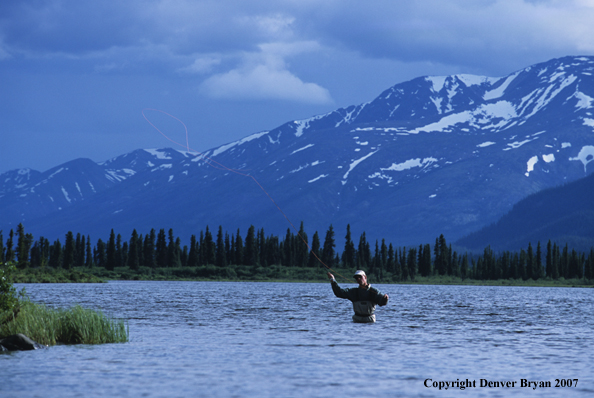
[1,300,128,346]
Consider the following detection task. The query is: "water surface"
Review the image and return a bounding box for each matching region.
[2,281,593,397]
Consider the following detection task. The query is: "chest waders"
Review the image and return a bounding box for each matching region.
[352,300,376,323]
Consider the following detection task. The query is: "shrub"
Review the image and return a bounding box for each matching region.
[0,262,19,313]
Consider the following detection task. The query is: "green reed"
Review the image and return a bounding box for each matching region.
[1,300,128,346]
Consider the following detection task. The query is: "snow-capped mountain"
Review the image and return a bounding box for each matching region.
[2,56,594,248]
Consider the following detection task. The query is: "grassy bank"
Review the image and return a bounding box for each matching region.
[11,267,105,283]
[0,299,128,346]
[2,262,128,346]
[12,264,594,287]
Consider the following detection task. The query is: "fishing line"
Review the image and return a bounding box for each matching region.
[142,108,350,282]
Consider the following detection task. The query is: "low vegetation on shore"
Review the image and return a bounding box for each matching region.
[1,262,128,346]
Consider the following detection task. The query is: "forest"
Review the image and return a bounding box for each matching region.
[1,223,593,284]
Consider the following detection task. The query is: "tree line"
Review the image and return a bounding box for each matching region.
[1,223,593,281]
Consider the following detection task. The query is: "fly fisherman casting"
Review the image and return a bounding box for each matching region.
[327,270,389,323]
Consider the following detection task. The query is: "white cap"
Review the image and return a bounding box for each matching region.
[354,270,366,277]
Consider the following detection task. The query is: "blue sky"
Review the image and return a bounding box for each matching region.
[2,0,594,174]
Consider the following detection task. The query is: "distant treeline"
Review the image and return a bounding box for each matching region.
[1,223,593,282]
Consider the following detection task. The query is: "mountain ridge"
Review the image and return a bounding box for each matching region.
[2,55,594,249]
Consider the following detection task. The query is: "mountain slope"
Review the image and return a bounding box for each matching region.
[456,171,594,252]
[1,56,594,248]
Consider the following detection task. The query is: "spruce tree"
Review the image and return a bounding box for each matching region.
[15,223,33,269]
[216,226,227,267]
[308,231,321,268]
[234,229,243,265]
[49,239,63,268]
[156,229,167,267]
[128,229,140,270]
[321,225,336,268]
[85,236,94,267]
[295,222,309,268]
[63,231,76,270]
[342,224,355,268]
[95,239,106,268]
[407,247,417,281]
[5,229,15,263]
[203,226,215,265]
[243,225,257,266]
[106,229,116,271]
[144,230,156,268]
[188,235,199,267]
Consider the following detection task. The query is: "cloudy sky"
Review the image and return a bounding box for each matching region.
[2,0,594,173]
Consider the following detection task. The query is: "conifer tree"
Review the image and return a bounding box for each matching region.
[49,239,63,268]
[171,237,182,267]
[400,247,408,280]
[116,234,123,268]
[216,226,227,267]
[85,236,94,267]
[534,242,542,280]
[63,231,76,270]
[76,234,86,267]
[106,230,116,271]
[5,229,14,263]
[552,243,561,279]
[266,235,281,266]
[203,226,216,265]
[167,229,176,267]
[461,253,469,279]
[357,232,370,269]
[244,225,257,266]
[387,244,395,274]
[295,222,309,268]
[188,235,199,267]
[128,229,140,270]
[282,228,293,266]
[380,239,388,272]
[321,225,336,268]
[156,229,168,267]
[308,231,321,268]
[234,229,243,266]
[144,229,156,268]
[342,224,355,268]
[546,240,552,278]
[95,239,106,268]
[15,223,33,269]
[561,244,569,278]
[407,247,417,281]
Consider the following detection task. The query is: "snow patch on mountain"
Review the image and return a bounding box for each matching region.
[308,174,328,183]
[144,149,172,160]
[291,144,314,155]
[211,131,269,157]
[543,154,555,163]
[381,157,438,172]
[573,90,593,110]
[525,156,538,176]
[342,150,379,184]
[569,145,594,172]
[61,187,71,203]
[484,72,520,100]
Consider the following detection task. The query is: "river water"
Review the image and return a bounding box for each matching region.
[1,281,593,397]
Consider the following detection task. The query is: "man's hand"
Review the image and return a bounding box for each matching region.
[327,272,335,281]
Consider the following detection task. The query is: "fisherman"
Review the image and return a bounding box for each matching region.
[327,270,389,323]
